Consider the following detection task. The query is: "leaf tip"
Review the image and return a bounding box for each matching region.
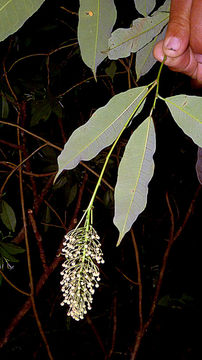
[116,234,123,247]
[93,70,97,82]
[53,171,60,185]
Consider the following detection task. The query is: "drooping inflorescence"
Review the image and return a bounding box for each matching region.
[60,226,104,321]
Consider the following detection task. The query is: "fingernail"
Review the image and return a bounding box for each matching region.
[164,37,181,51]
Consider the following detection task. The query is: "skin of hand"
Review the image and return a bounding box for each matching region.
[153,0,202,87]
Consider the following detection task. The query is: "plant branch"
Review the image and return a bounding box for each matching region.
[107,293,118,359]
[131,229,143,331]
[130,186,201,359]
[86,315,106,356]
[0,269,30,297]
[0,172,88,349]
[44,200,68,231]
[0,144,46,197]
[28,209,48,272]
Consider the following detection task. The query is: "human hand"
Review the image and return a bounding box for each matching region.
[153,0,202,87]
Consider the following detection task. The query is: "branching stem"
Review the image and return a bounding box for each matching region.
[77,82,157,228]
[150,55,167,115]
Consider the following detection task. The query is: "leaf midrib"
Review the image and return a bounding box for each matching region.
[0,0,12,12]
[93,0,100,75]
[121,117,152,237]
[109,13,169,51]
[166,97,202,124]
[60,88,147,169]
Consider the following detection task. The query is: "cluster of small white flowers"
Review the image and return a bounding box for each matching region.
[60,226,104,321]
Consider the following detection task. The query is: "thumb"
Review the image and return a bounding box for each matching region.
[163,0,192,57]
[190,0,202,54]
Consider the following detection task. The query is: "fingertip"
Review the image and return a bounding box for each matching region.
[164,37,181,52]
[153,40,164,62]
[163,23,190,58]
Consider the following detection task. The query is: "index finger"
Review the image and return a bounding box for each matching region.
[163,0,192,56]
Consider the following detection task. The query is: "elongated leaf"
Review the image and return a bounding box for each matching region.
[134,0,156,17]
[78,0,117,77]
[164,95,202,147]
[0,245,19,262]
[1,96,9,118]
[153,0,170,14]
[196,147,202,184]
[114,117,156,245]
[108,11,169,60]
[0,242,25,255]
[0,0,45,42]
[0,200,16,232]
[56,86,148,180]
[136,27,166,81]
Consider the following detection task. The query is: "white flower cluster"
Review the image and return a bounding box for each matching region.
[60,226,104,321]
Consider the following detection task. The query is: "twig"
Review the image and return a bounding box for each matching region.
[35,175,55,213]
[173,184,202,241]
[7,43,78,73]
[57,72,126,98]
[16,112,54,359]
[80,161,114,191]
[60,6,78,16]
[86,315,106,356]
[4,51,55,357]
[107,294,118,359]
[0,120,114,193]
[44,200,68,231]
[57,117,67,144]
[0,172,88,349]
[20,101,39,211]
[0,144,46,197]
[115,267,139,286]
[0,269,30,297]
[0,139,23,150]
[130,186,201,359]
[2,61,19,109]
[0,120,62,151]
[28,209,48,272]
[131,229,143,331]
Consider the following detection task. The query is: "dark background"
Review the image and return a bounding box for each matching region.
[0,1,201,359]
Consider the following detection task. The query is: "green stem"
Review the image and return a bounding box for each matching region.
[150,55,167,115]
[83,82,157,219]
[75,79,162,231]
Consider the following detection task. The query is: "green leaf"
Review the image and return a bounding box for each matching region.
[105,61,117,80]
[0,242,25,255]
[134,0,156,17]
[43,206,51,233]
[0,246,19,262]
[108,11,169,60]
[0,95,9,118]
[164,95,202,147]
[55,86,148,181]
[0,0,45,42]
[103,189,114,209]
[136,27,166,81]
[0,200,16,232]
[30,95,63,127]
[31,98,52,126]
[114,116,156,246]
[66,184,78,208]
[78,0,117,77]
